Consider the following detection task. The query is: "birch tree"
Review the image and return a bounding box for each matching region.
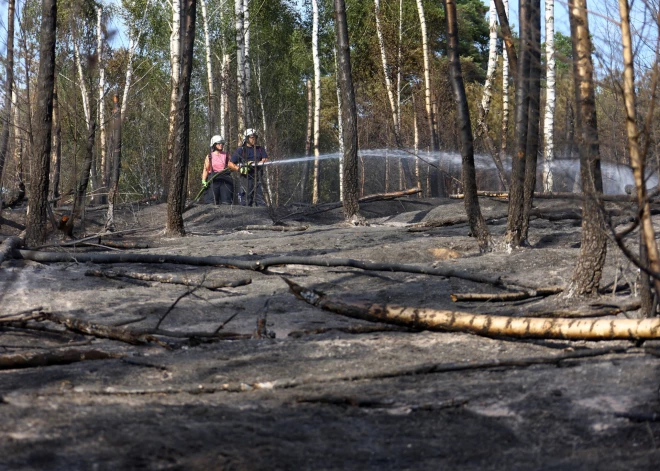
[475,0,508,190]
[415,0,439,195]
[167,0,197,236]
[236,0,246,131]
[200,0,216,134]
[97,5,107,203]
[500,0,510,158]
[542,0,555,193]
[312,0,321,204]
[164,0,182,200]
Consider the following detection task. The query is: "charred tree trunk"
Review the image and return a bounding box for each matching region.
[504,0,531,249]
[0,0,16,212]
[105,95,122,231]
[25,0,57,247]
[493,0,518,85]
[166,0,196,236]
[521,0,542,242]
[68,116,97,234]
[564,0,607,297]
[444,0,491,252]
[334,0,360,222]
[50,83,61,206]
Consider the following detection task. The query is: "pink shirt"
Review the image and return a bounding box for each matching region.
[209,151,228,172]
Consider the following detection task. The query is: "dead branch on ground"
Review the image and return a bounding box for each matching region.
[9,249,510,288]
[84,268,251,290]
[285,278,660,340]
[288,324,412,338]
[235,225,309,232]
[0,349,121,370]
[276,188,421,222]
[451,286,564,302]
[56,345,632,396]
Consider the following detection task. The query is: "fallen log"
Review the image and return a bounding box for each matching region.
[285,278,660,340]
[84,268,252,289]
[450,191,640,202]
[451,286,564,302]
[10,250,507,287]
[0,349,121,370]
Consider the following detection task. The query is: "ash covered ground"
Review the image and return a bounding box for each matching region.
[1,196,659,470]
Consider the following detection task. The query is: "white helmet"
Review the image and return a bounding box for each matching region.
[244,128,258,140]
[210,135,225,148]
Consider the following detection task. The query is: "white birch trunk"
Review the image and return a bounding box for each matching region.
[415,0,434,149]
[121,0,151,121]
[200,0,215,134]
[501,0,510,156]
[243,0,251,114]
[221,54,229,138]
[256,58,272,201]
[236,0,246,132]
[97,6,107,189]
[169,0,182,148]
[312,0,321,204]
[73,39,91,127]
[375,0,398,136]
[481,0,498,116]
[335,47,344,202]
[542,0,556,193]
[397,0,402,132]
[413,89,420,189]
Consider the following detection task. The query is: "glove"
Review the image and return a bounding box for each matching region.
[239,162,253,176]
[201,179,209,189]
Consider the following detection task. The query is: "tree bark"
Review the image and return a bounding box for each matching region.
[521,0,542,242]
[493,0,518,84]
[164,0,182,202]
[334,0,361,221]
[335,48,345,202]
[97,5,108,204]
[0,0,16,213]
[50,83,61,206]
[444,0,491,252]
[235,0,246,132]
[618,0,660,309]
[25,0,57,247]
[166,0,197,236]
[312,0,321,204]
[415,0,440,195]
[105,95,122,231]
[542,0,556,193]
[200,0,216,134]
[301,79,313,202]
[564,0,607,297]
[504,0,531,249]
[500,0,511,159]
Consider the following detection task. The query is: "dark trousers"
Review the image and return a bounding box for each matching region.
[240,172,266,207]
[209,174,234,204]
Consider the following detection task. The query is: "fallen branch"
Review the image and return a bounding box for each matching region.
[450,191,639,202]
[84,268,251,290]
[284,278,660,340]
[235,225,309,232]
[10,250,507,287]
[60,345,631,396]
[451,286,564,302]
[277,188,421,222]
[40,312,171,348]
[31,227,151,250]
[288,324,411,338]
[0,349,122,370]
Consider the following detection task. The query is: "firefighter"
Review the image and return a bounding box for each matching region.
[202,135,238,204]
[230,129,269,207]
